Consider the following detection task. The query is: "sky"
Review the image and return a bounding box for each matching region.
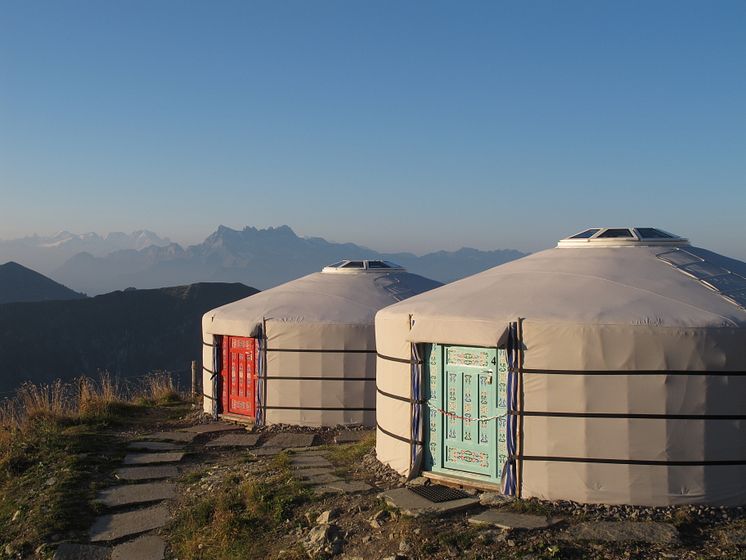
[0,1,744,258]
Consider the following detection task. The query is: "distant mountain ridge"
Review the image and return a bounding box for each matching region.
[0,230,171,274]
[51,225,527,295]
[0,282,258,395]
[0,261,85,304]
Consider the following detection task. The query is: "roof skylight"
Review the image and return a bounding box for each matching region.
[322,260,405,274]
[558,228,689,248]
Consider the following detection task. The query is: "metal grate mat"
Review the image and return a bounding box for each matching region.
[409,484,471,503]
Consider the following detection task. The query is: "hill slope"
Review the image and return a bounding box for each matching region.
[53,225,527,294]
[0,282,258,395]
[0,261,86,304]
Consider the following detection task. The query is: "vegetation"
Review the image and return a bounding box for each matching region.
[0,373,186,556]
[325,432,375,468]
[169,452,312,560]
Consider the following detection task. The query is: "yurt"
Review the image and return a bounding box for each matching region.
[202,260,441,427]
[375,228,746,506]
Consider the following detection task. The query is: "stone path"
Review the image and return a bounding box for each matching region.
[289,448,373,496]
[205,433,261,448]
[55,422,242,559]
[55,421,376,559]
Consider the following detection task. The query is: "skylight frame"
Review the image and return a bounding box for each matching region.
[558,228,689,248]
[321,260,406,274]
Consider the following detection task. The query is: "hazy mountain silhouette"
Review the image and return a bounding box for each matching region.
[53,225,526,295]
[0,230,171,274]
[0,282,258,395]
[0,261,86,304]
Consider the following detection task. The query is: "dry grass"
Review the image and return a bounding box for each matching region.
[0,373,187,556]
[0,372,183,432]
[169,453,311,559]
[139,371,181,404]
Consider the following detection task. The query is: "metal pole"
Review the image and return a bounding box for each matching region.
[191,360,198,397]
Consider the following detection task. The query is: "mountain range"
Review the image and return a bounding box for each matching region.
[46,225,526,295]
[0,230,172,275]
[0,282,258,395]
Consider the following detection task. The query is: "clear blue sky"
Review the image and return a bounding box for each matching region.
[1,1,744,257]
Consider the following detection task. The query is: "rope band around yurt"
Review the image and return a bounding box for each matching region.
[377,421,423,446]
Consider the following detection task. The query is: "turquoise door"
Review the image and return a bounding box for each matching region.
[424,344,509,483]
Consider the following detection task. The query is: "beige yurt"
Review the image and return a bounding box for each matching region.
[202,260,441,427]
[375,228,746,506]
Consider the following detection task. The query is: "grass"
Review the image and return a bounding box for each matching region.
[169,452,313,559]
[325,432,375,468]
[0,372,186,556]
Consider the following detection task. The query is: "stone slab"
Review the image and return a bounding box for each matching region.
[205,433,261,448]
[114,466,179,481]
[335,430,373,444]
[291,449,329,456]
[128,441,183,452]
[96,482,176,508]
[314,480,374,496]
[301,473,344,485]
[468,510,561,530]
[380,488,479,518]
[263,433,317,448]
[294,467,339,478]
[89,504,170,543]
[123,452,185,465]
[290,456,333,468]
[53,543,110,560]
[180,422,245,434]
[111,535,166,560]
[143,431,197,443]
[251,447,284,457]
[560,521,680,544]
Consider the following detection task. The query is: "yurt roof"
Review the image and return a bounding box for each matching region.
[204,262,441,337]
[379,229,746,347]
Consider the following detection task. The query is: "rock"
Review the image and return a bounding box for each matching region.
[405,477,429,487]
[111,535,166,560]
[468,510,561,530]
[89,504,170,542]
[205,433,261,448]
[122,452,185,465]
[180,422,245,434]
[303,523,343,557]
[369,509,389,529]
[95,481,176,508]
[53,543,110,560]
[114,465,179,481]
[560,521,680,544]
[479,492,512,507]
[316,508,341,525]
[335,430,373,444]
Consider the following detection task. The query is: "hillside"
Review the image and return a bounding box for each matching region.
[0,261,86,304]
[0,282,258,395]
[52,225,527,294]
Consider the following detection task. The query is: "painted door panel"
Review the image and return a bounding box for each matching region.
[221,336,257,417]
[425,344,508,483]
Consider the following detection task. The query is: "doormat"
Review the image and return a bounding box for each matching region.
[409,484,471,503]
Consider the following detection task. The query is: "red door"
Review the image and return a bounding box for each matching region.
[221,336,257,417]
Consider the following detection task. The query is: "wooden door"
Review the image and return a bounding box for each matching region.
[425,344,509,482]
[221,336,257,417]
